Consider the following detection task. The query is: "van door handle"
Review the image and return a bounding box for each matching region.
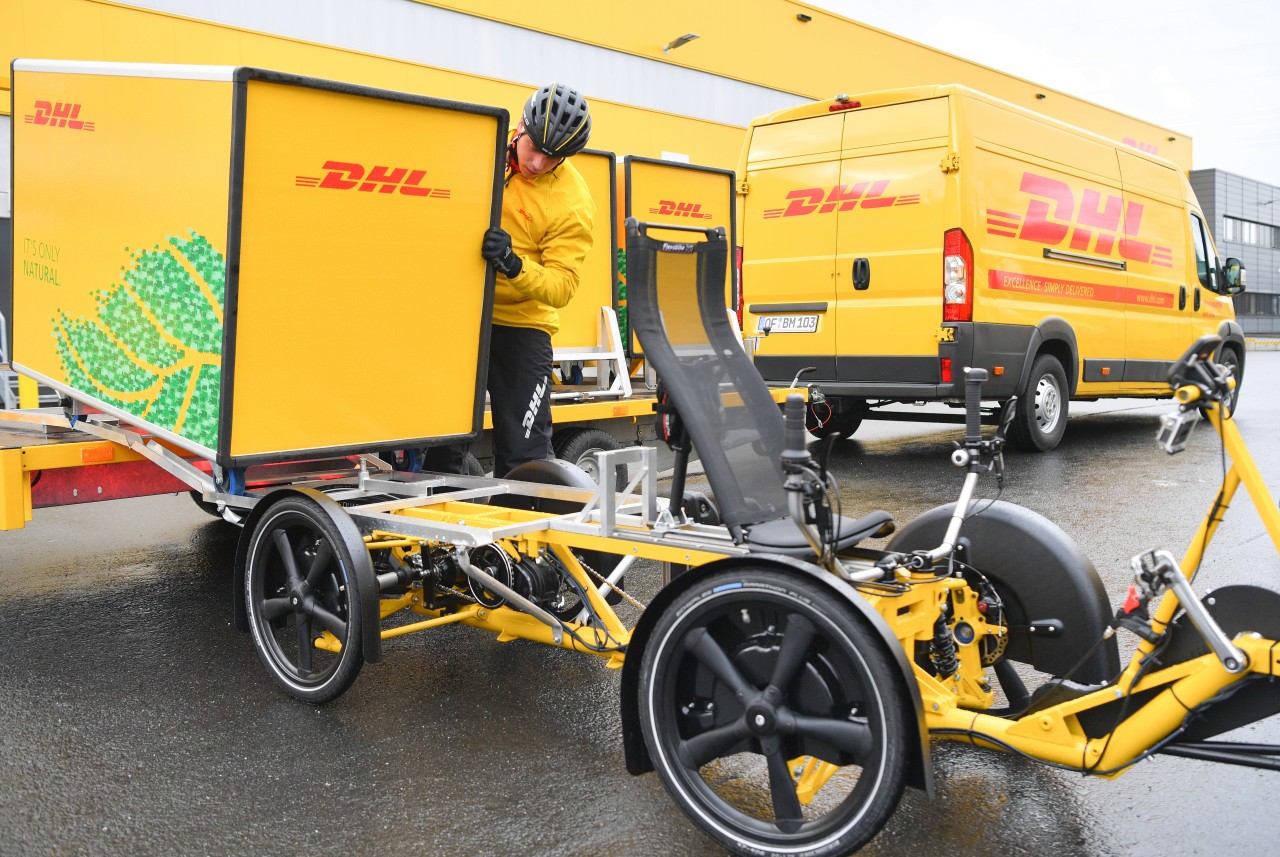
[1179,285,1187,310]
[1194,289,1201,311]
[852,257,871,291]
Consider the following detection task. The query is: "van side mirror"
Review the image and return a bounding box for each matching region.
[1219,257,1246,295]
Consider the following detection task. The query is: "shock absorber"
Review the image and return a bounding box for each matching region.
[929,606,960,678]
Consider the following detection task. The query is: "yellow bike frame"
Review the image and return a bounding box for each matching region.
[917,389,1280,776]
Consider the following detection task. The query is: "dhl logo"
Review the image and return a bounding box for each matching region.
[295,161,451,198]
[763,179,920,219]
[25,100,95,132]
[1123,137,1159,156]
[986,172,1172,268]
[649,200,713,219]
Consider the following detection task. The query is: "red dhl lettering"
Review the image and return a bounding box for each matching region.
[1122,137,1160,156]
[762,179,920,219]
[295,161,451,198]
[24,100,95,131]
[649,200,713,219]
[985,171,1172,268]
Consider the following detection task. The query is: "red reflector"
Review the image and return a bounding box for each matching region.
[940,358,953,384]
[828,100,862,112]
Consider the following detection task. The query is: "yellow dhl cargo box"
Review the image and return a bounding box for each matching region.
[738,84,1246,451]
[10,59,507,468]
[621,156,737,355]
[550,148,617,353]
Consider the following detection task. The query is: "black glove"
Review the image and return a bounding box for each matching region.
[481,227,522,279]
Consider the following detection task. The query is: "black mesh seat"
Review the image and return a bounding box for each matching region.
[625,219,892,556]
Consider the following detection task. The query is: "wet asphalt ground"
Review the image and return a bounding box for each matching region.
[3,352,1280,856]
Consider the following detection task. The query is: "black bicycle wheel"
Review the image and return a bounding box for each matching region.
[244,495,367,703]
[637,567,909,856]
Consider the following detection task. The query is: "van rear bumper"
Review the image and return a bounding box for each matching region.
[757,322,1033,401]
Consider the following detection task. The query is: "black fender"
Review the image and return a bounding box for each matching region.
[1019,318,1079,394]
[1216,318,1247,377]
[889,500,1119,684]
[1163,585,1280,742]
[232,486,382,664]
[496,457,596,506]
[620,553,934,797]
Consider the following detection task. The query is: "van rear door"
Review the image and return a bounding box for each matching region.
[833,97,950,386]
[741,114,844,383]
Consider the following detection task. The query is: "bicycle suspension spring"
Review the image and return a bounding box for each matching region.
[930,610,960,678]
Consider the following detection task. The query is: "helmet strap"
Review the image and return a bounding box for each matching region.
[505,133,521,184]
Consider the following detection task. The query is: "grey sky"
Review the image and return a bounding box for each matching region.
[815,0,1280,187]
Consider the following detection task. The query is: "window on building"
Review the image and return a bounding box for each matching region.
[1234,292,1280,315]
[1223,215,1279,248]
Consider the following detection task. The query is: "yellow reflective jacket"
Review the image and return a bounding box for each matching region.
[493,157,596,335]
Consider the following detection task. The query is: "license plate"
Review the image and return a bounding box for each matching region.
[757,314,819,334]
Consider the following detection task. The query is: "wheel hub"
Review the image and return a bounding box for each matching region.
[744,702,779,736]
[1035,377,1061,429]
[289,580,312,607]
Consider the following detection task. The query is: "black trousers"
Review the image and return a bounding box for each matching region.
[424,323,553,477]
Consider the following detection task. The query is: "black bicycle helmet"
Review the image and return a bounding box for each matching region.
[521,83,591,158]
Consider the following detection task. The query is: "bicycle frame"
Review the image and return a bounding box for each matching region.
[907,391,1280,776]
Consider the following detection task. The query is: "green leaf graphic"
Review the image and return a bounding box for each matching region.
[54,230,225,449]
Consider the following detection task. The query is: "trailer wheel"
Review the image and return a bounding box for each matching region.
[1008,354,1068,451]
[637,566,908,857]
[553,427,628,487]
[243,494,367,703]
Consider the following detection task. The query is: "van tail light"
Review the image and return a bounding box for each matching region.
[943,227,974,322]
[940,357,953,384]
[735,245,744,327]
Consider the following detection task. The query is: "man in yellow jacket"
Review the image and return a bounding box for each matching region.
[429,83,596,477]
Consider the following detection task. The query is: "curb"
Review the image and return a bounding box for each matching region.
[1245,337,1280,352]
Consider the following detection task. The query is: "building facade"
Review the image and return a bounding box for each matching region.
[1191,169,1280,335]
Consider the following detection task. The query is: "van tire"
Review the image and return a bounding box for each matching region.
[1219,346,1243,415]
[553,427,628,487]
[1009,354,1068,452]
[807,400,865,439]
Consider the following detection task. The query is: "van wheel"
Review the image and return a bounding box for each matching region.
[1009,354,1068,452]
[553,428,628,487]
[806,402,864,439]
[1219,346,1243,415]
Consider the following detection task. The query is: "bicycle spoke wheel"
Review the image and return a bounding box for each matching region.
[638,567,909,857]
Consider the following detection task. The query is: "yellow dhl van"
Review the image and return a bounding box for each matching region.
[737,84,1247,450]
